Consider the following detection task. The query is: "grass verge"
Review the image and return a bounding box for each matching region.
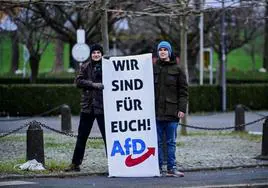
[184,131,262,142]
[0,159,69,175]
[0,131,261,175]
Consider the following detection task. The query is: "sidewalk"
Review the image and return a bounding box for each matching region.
[0,111,268,179]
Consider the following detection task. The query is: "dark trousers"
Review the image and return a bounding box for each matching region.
[72,111,106,165]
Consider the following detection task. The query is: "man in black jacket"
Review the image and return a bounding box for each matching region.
[154,41,188,177]
[65,44,106,172]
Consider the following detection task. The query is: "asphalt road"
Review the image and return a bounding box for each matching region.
[1,167,268,188]
[0,111,267,135]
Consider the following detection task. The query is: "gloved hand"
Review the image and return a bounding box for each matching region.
[92,82,104,90]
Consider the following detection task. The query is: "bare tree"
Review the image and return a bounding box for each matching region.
[243,35,264,71]
[10,30,19,73]
[30,1,123,70]
[2,0,265,78]
[207,3,263,83]
[263,0,268,70]
[0,9,19,73]
[6,6,51,83]
[53,36,64,73]
[1,1,125,75]
[111,0,198,81]
[107,0,266,82]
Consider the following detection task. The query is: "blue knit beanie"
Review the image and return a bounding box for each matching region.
[157,41,172,57]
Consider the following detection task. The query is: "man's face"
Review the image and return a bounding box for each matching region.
[91,50,102,61]
[158,48,170,61]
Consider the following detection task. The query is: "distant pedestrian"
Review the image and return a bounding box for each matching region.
[65,43,106,172]
[154,41,188,177]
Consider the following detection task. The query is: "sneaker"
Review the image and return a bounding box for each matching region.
[166,169,184,177]
[64,164,80,172]
[159,168,164,176]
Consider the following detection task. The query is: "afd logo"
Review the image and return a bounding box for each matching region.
[110,137,155,167]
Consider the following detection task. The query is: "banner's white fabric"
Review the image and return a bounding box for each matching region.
[102,53,160,177]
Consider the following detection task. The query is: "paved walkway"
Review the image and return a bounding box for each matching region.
[0,111,268,179]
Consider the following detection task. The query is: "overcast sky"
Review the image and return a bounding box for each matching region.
[204,0,240,8]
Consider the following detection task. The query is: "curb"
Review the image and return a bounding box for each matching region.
[186,182,268,188]
[1,164,268,180]
[181,163,268,172]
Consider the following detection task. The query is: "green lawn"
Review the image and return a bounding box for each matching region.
[212,46,263,72]
[0,36,70,74]
[212,35,264,72]
[0,36,12,73]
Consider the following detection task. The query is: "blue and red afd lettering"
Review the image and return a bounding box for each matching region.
[110,138,146,156]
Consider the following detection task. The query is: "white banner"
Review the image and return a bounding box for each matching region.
[102,53,160,177]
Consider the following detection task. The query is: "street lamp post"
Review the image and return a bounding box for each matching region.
[199,0,204,85]
[221,0,226,111]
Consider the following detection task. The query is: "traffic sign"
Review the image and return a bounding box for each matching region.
[71,43,90,62]
[72,29,90,62]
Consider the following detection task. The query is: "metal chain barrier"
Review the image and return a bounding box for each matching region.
[34,121,102,140]
[0,105,64,122]
[180,116,267,130]
[1,116,267,139]
[0,123,29,138]
[241,105,267,117]
[0,120,102,140]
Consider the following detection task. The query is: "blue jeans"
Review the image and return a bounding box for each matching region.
[156,120,178,170]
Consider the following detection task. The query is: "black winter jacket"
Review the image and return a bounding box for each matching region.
[153,60,188,121]
[75,60,103,114]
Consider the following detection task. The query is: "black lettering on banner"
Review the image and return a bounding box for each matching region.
[112,80,119,91]
[110,119,151,133]
[131,59,139,70]
[110,57,152,135]
[111,121,118,133]
[116,97,142,112]
[111,79,143,91]
[129,120,137,131]
[119,121,128,132]
[112,59,140,71]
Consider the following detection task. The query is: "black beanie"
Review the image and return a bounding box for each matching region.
[90,44,103,56]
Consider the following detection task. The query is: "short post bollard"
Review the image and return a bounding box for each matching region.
[261,118,268,158]
[27,121,45,165]
[61,104,72,133]
[235,104,245,131]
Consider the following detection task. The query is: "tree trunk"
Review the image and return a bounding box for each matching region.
[29,55,40,83]
[250,43,256,71]
[53,38,64,73]
[180,13,188,136]
[101,0,109,55]
[69,41,78,71]
[10,31,19,73]
[263,1,268,70]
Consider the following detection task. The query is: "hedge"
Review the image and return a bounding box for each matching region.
[0,78,74,84]
[1,77,268,84]
[0,84,80,116]
[0,84,267,116]
[189,84,268,112]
